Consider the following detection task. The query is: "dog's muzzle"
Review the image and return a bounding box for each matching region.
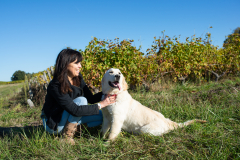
[108,74,121,90]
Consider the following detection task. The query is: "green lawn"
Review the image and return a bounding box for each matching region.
[0,78,239,159]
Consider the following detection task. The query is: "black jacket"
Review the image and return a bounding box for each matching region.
[41,74,102,130]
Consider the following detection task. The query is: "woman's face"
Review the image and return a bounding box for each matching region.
[67,59,82,78]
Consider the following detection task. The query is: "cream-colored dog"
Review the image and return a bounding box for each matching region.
[101,68,206,141]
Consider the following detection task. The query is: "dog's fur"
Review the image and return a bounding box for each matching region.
[101,68,206,141]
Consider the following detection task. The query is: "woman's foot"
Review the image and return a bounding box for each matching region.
[62,121,78,145]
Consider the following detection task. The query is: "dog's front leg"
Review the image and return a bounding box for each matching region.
[108,116,124,141]
[101,109,111,139]
[102,120,111,139]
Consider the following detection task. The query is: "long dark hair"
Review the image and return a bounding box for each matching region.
[54,49,83,94]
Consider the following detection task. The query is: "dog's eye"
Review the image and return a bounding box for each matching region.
[119,72,121,74]
[109,71,113,74]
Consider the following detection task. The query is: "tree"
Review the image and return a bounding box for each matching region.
[25,72,33,80]
[233,27,240,34]
[11,70,26,81]
[223,27,240,47]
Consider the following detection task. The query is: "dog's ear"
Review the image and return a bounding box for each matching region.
[122,77,128,91]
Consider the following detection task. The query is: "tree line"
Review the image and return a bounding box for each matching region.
[11,70,34,81]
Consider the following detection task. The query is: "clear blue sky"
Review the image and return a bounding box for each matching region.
[0,0,239,81]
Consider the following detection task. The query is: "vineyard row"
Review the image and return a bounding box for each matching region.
[32,32,240,90]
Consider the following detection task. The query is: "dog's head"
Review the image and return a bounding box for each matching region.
[101,68,128,94]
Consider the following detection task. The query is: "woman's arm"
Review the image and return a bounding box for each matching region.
[79,73,103,104]
[50,82,99,117]
[82,85,103,104]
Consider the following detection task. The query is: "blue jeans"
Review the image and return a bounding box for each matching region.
[42,97,103,135]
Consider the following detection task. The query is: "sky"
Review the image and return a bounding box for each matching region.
[0,0,239,81]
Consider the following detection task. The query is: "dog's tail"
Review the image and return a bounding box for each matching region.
[178,119,207,128]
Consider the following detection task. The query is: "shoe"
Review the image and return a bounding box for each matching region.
[62,120,78,145]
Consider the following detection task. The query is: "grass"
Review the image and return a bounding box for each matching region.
[0,78,239,159]
[0,83,25,120]
[0,83,24,99]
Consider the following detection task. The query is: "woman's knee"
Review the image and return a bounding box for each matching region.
[73,97,88,105]
[81,110,103,124]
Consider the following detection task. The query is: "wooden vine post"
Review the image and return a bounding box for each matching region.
[50,66,54,75]
[26,66,54,108]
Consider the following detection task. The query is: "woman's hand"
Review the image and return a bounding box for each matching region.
[99,94,117,108]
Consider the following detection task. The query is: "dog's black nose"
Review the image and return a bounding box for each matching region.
[115,74,120,81]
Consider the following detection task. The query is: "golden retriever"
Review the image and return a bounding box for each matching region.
[101,68,206,141]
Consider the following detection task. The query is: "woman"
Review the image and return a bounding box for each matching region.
[41,48,116,145]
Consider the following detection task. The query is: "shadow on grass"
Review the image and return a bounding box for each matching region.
[0,125,44,137]
[0,124,103,140]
